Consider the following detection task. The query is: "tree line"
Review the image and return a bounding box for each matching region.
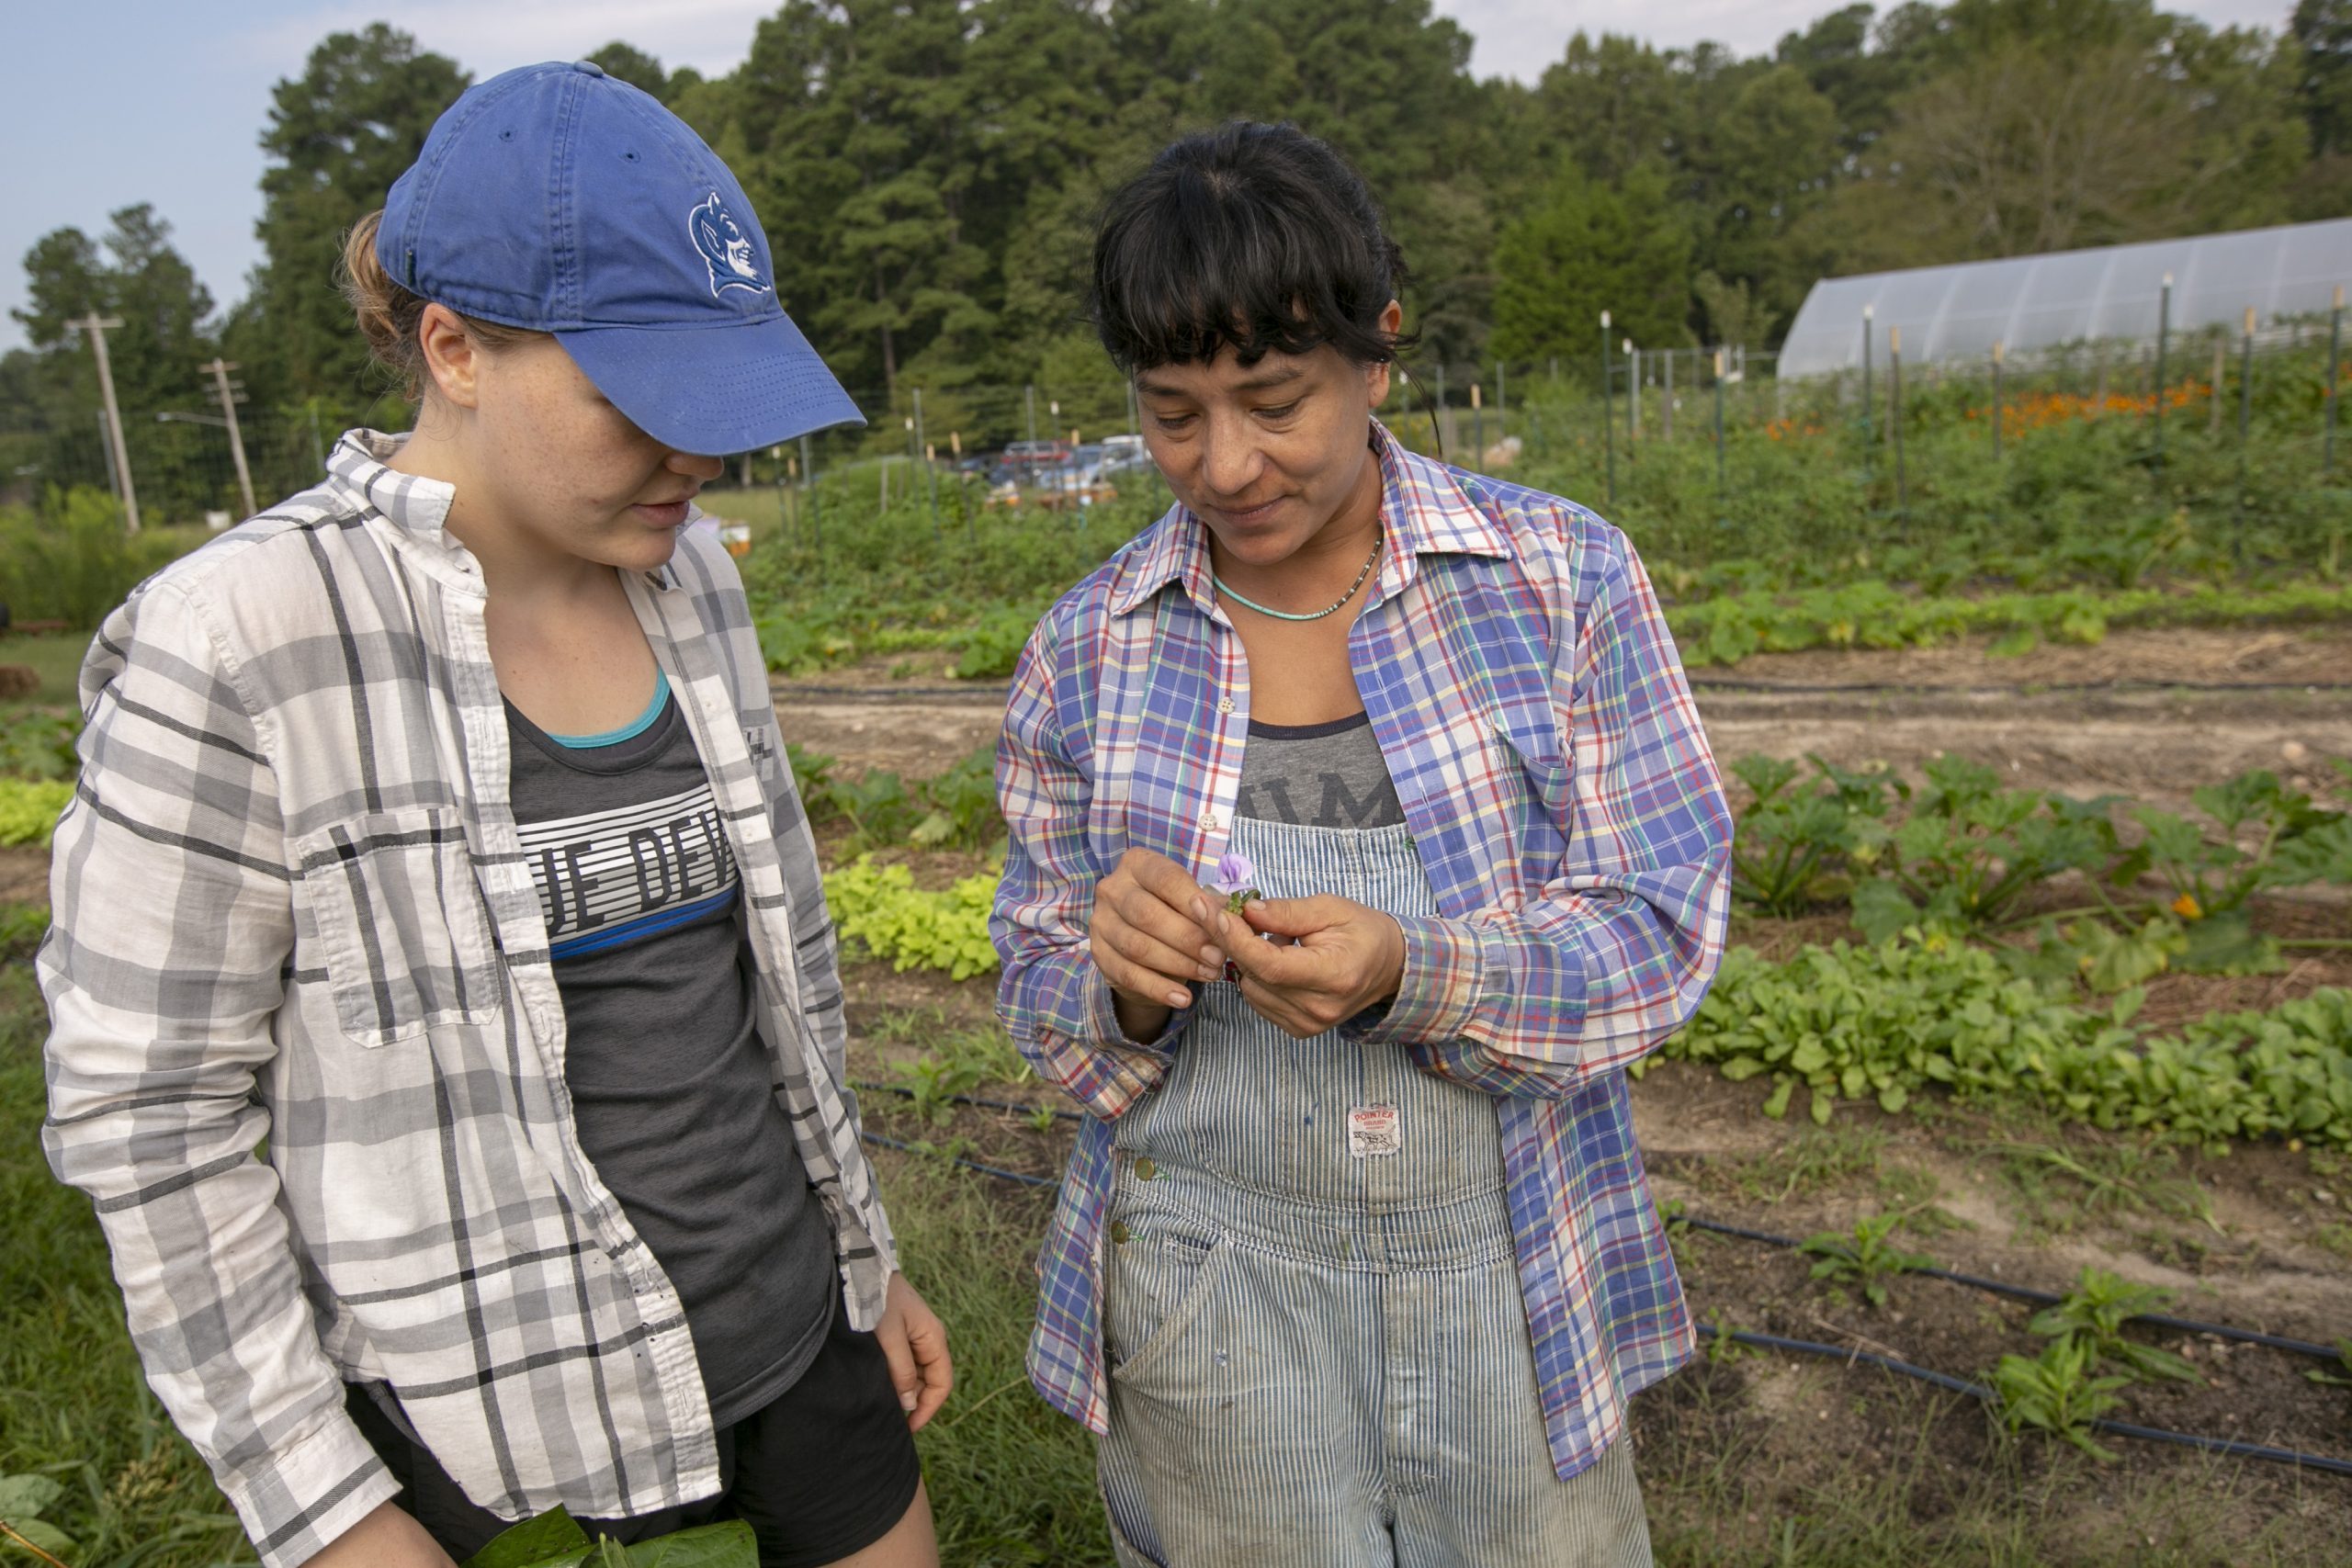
[7,0,2351,458]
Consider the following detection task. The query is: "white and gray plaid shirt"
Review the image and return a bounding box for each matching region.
[40,432,897,1566]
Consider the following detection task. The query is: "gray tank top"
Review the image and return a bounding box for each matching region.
[1234,711,1406,829]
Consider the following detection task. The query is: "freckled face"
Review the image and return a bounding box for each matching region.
[1136,341,1392,568]
[464,336,725,572]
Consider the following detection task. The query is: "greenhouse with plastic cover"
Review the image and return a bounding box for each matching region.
[1778,218,2352,377]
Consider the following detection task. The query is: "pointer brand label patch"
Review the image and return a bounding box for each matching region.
[1347,1104,1400,1158]
[688,190,773,300]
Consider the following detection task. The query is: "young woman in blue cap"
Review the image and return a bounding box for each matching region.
[42,62,948,1568]
[991,122,1731,1565]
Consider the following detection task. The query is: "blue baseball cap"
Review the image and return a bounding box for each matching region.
[379,60,863,454]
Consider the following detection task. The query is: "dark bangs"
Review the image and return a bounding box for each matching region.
[1089,121,1414,373]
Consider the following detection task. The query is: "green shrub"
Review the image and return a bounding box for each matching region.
[0,488,204,629]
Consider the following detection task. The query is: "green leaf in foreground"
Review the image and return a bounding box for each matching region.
[462,1512,757,1568]
[0,1472,77,1558]
[462,1506,592,1568]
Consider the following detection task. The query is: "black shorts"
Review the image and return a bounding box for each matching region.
[346,1292,923,1567]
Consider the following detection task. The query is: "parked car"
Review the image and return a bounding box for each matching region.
[1000,439,1071,486]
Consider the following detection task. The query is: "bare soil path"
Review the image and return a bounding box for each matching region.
[774,625,2352,812]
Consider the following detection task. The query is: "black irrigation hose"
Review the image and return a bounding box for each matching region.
[854,1079,2343,1361]
[1693,1325,2352,1479]
[855,1079,1084,1124]
[862,1130,1057,1189]
[861,1128,2352,1479]
[1677,1216,2341,1361]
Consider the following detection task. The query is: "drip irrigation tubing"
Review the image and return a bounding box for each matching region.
[853,1081,2341,1360]
[1693,1326,2352,1478]
[1675,1216,2339,1360]
[860,1125,2352,1478]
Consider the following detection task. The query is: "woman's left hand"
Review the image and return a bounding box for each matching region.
[875,1272,954,1431]
[1216,897,1406,1038]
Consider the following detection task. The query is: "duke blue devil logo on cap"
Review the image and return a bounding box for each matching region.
[688,191,773,300]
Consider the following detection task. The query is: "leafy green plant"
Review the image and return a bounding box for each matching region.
[0,779,74,847]
[1656,934,2352,1148]
[2116,771,2349,973]
[895,1027,1033,1123]
[0,1472,76,1562]
[1798,1212,1935,1308]
[0,708,79,782]
[1727,754,1875,916]
[461,1504,755,1567]
[823,856,999,979]
[1991,1337,2132,1460]
[911,745,1003,852]
[787,742,837,818]
[824,770,921,852]
[2027,1267,2199,1384]
[950,602,1048,680]
[1852,756,2108,941]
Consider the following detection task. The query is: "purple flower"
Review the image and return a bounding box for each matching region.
[1209,851,1259,916]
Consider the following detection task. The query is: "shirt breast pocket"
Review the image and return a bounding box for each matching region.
[295,806,504,1048]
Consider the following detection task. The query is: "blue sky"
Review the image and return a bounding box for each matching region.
[0,0,2298,355]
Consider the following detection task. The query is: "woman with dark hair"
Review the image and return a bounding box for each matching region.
[989,121,1732,1565]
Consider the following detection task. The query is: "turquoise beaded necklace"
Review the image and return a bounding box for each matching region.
[1212,529,1384,623]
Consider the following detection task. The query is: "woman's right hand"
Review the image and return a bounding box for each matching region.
[308,1501,457,1568]
[1090,849,1223,1041]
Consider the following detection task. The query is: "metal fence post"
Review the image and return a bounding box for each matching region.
[801,433,821,567]
[1471,379,1485,468]
[1860,305,1875,490]
[1663,349,1674,442]
[1601,310,1615,507]
[1713,348,1726,525]
[2154,273,2172,478]
[1628,343,1641,441]
[1890,325,1908,540]
[1990,340,2005,466]
[912,389,942,543]
[2328,286,2344,479]
[2235,308,2255,558]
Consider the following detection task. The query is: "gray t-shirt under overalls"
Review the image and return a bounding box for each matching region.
[1097,710,1651,1567]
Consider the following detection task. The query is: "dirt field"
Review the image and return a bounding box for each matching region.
[771,625,2352,814]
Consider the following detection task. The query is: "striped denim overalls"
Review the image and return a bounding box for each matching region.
[1098,813,1653,1567]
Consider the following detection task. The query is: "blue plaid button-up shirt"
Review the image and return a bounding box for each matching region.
[990,421,1734,1481]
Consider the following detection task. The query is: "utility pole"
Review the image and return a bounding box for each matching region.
[71,314,139,532]
[200,358,257,517]
[1025,384,1038,446]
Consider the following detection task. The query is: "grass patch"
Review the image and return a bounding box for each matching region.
[0,632,92,706]
[0,962,252,1568]
[871,1153,1109,1565]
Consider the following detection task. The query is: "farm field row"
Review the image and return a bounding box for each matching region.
[3,626,2347,1565]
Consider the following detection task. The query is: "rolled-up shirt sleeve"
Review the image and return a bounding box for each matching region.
[40,580,398,1565]
[990,612,1192,1120]
[1361,529,1733,1099]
